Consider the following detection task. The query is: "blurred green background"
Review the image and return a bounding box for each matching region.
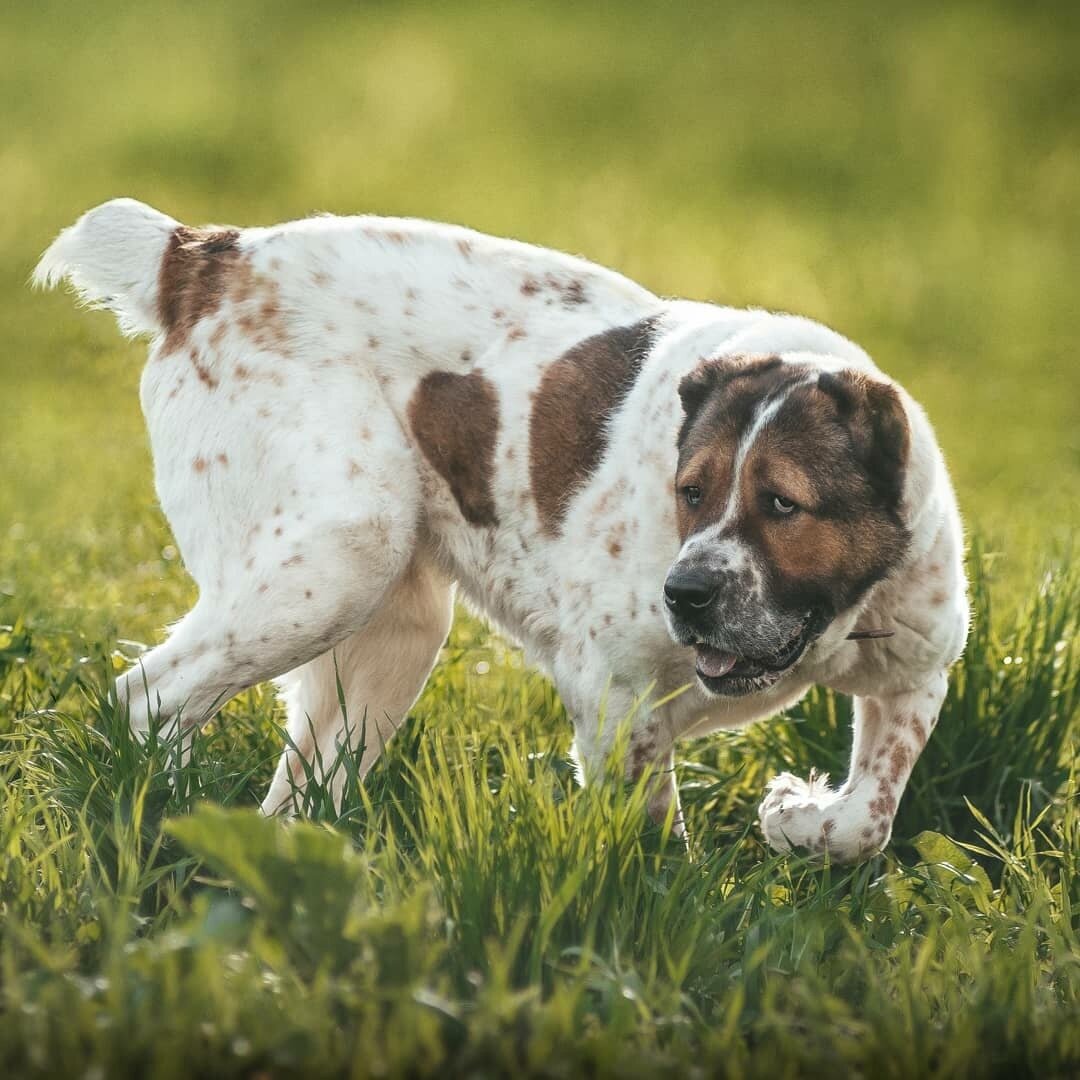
[2,0,1078,639]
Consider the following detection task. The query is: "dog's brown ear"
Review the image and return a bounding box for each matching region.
[677,360,723,421]
[817,370,910,511]
[677,355,785,449]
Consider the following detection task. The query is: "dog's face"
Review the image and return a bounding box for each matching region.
[664,355,911,696]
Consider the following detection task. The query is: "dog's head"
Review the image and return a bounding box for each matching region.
[664,354,911,696]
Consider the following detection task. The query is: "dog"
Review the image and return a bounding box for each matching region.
[34,199,969,860]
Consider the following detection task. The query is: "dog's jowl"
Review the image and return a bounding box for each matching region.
[35,199,969,860]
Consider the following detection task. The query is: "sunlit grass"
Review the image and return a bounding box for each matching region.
[1,556,1078,1076]
[3,1,1079,1074]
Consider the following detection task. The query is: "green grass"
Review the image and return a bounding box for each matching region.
[2,1,1079,1075]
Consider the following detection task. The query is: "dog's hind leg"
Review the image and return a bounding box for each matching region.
[116,506,420,742]
[260,551,454,815]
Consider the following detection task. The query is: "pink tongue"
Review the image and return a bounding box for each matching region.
[695,645,738,678]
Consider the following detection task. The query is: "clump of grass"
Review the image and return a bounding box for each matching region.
[1,553,1077,1077]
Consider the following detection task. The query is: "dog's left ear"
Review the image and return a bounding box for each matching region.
[678,354,783,422]
[817,370,910,510]
[677,360,723,422]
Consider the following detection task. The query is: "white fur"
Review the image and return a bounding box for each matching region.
[35,200,970,860]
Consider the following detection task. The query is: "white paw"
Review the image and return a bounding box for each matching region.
[758,771,886,862]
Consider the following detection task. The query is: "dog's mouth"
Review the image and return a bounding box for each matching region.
[692,619,819,697]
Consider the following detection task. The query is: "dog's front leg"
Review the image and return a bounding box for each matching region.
[758,671,947,861]
[570,708,685,838]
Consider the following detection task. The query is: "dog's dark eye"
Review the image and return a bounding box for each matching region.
[682,485,703,507]
[770,494,797,515]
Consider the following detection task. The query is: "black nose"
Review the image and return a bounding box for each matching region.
[663,569,717,614]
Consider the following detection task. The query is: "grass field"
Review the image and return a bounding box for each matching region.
[2,1,1079,1076]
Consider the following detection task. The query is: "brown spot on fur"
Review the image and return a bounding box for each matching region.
[217,453,229,466]
[608,539,622,558]
[192,456,208,473]
[456,237,473,258]
[521,276,541,296]
[235,364,251,380]
[158,226,241,353]
[408,370,501,527]
[386,230,406,245]
[543,273,588,307]
[931,590,946,606]
[888,743,909,784]
[190,349,219,389]
[529,318,657,534]
[911,716,927,744]
[281,555,303,567]
[347,460,363,479]
[507,325,527,342]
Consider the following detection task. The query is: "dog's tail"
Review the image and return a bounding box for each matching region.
[32,198,181,337]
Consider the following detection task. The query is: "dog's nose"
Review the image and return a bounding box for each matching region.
[663,569,717,614]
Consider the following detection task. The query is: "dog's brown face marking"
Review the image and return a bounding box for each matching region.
[676,357,912,617]
[408,370,501,527]
[158,226,241,353]
[529,318,657,535]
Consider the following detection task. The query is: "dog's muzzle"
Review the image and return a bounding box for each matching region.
[663,564,824,697]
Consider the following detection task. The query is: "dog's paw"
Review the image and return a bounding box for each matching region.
[758,771,883,862]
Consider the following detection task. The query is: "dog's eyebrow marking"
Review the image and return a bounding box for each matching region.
[408,370,501,528]
[158,225,241,354]
[529,317,657,535]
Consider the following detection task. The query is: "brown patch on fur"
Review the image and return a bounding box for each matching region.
[931,590,946,606]
[158,226,241,353]
[408,370,501,527]
[216,453,229,466]
[456,237,473,258]
[910,715,927,744]
[507,325,527,342]
[281,555,303,567]
[521,276,541,296]
[192,456,208,473]
[529,318,657,534]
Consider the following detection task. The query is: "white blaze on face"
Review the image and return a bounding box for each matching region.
[675,380,806,574]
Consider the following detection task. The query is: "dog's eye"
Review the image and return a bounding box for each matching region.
[770,494,797,515]
[682,485,703,507]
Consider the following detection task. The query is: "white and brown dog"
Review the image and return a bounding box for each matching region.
[35,199,969,860]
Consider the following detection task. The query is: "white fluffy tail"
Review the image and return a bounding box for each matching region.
[33,198,180,337]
